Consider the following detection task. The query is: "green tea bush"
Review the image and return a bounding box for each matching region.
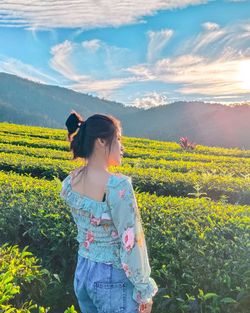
[0,243,78,312]
[0,122,249,312]
[1,152,250,204]
[138,193,250,313]
[0,171,249,312]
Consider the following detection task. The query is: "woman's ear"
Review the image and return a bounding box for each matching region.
[97,137,106,147]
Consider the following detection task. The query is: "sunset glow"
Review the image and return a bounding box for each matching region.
[238,60,250,90]
[0,0,250,107]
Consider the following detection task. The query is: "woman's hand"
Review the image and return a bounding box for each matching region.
[138,299,153,313]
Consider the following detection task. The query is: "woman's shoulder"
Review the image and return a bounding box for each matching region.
[108,172,132,188]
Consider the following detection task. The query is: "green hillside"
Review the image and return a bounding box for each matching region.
[1,72,250,149]
[0,122,249,313]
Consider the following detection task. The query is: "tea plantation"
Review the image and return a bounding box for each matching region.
[0,122,249,313]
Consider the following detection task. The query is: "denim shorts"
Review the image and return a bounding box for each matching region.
[73,253,140,313]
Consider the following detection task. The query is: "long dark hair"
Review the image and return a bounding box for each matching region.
[65,110,122,161]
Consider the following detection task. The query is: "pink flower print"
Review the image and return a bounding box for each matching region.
[83,240,90,249]
[90,214,101,226]
[86,230,94,243]
[122,227,135,252]
[111,230,119,239]
[82,230,94,250]
[119,189,126,198]
[136,291,142,303]
[122,262,132,276]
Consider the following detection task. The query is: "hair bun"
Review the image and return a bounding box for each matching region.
[65,111,84,134]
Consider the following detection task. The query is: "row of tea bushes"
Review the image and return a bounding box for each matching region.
[1,121,250,158]
[1,141,249,178]
[1,151,250,204]
[0,142,71,161]
[0,171,249,312]
[0,122,64,140]
[122,146,250,163]
[0,133,67,151]
[1,131,250,165]
[0,151,75,179]
[0,243,77,313]
[122,157,249,177]
[117,165,250,205]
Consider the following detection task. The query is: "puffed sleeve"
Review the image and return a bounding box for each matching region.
[60,175,71,200]
[108,176,158,305]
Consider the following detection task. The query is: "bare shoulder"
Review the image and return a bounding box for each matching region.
[69,166,85,178]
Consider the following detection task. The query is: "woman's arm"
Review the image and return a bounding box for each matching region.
[108,176,158,305]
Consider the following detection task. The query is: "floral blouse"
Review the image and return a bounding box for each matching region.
[60,170,158,304]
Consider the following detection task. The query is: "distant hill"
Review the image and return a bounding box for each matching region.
[124,101,250,149]
[0,72,249,149]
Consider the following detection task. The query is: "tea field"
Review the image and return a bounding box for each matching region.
[0,121,249,313]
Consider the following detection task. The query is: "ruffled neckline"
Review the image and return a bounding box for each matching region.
[68,173,114,205]
[60,171,130,218]
[61,171,128,208]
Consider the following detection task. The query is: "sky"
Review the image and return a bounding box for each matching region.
[0,0,250,109]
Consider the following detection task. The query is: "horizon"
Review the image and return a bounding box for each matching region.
[1,70,250,110]
[0,0,250,109]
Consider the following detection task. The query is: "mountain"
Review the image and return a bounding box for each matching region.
[0,72,140,128]
[123,101,250,149]
[0,72,249,149]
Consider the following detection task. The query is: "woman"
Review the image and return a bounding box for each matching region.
[60,110,158,313]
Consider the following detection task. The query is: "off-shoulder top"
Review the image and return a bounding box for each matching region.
[59,169,158,304]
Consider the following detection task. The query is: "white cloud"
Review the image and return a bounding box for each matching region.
[123,54,250,99]
[202,22,220,31]
[49,39,139,98]
[183,28,226,55]
[147,29,173,62]
[124,64,156,80]
[122,20,250,100]
[180,22,250,56]
[82,40,102,52]
[132,92,169,109]
[155,55,250,96]
[50,40,89,81]
[69,76,138,99]
[0,55,58,84]
[0,0,208,30]
[49,18,250,101]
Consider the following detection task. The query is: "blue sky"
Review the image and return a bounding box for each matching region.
[0,0,250,109]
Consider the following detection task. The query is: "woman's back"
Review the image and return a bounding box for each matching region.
[60,166,158,307]
[70,166,111,203]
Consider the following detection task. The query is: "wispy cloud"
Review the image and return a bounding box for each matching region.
[49,19,250,101]
[69,76,138,99]
[0,55,58,84]
[0,0,208,30]
[202,22,220,31]
[127,54,250,97]
[82,40,102,52]
[147,29,173,62]
[49,39,138,98]
[124,64,156,80]
[122,20,250,101]
[50,40,89,82]
[180,22,250,57]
